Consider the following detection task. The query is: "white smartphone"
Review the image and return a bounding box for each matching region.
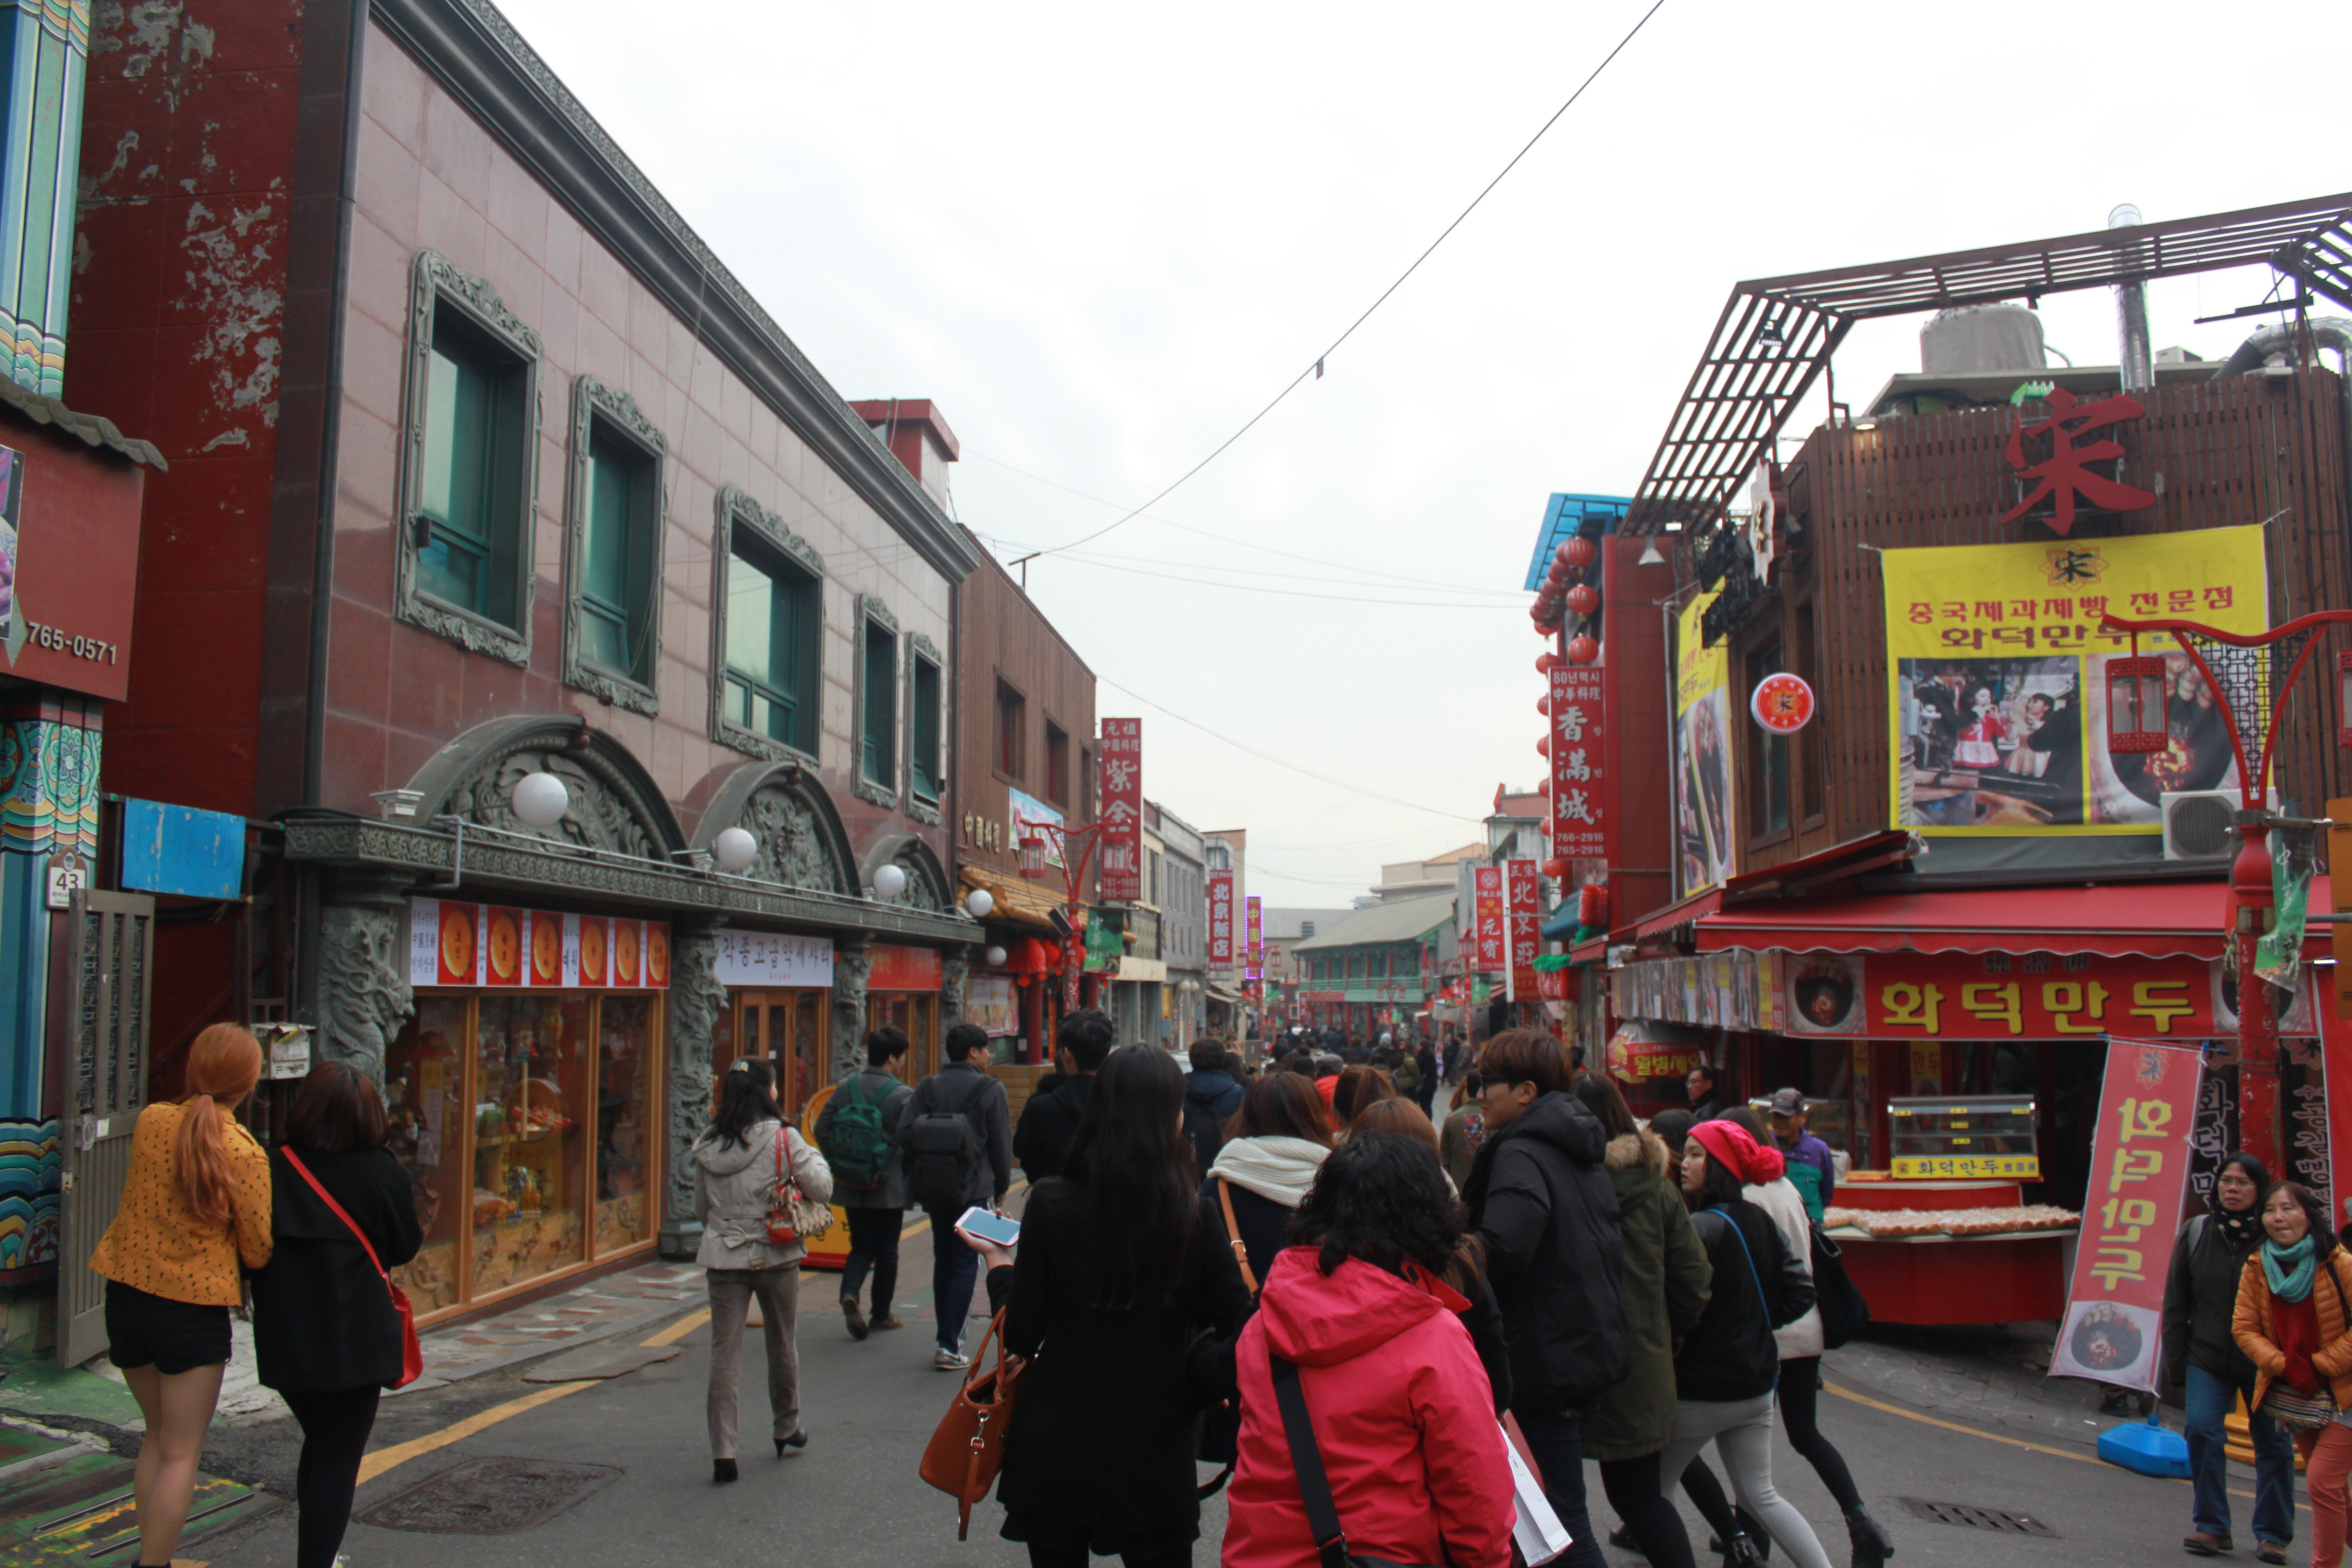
[956,1206,1021,1247]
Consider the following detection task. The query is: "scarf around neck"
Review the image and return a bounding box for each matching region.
[2265,1234,2319,1303]
[2211,1200,2262,1253]
[1208,1135,1329,1207]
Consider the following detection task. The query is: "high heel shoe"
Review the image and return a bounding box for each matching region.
[776,1430,808,1455]
[714,1457,738,1483]
[1845,1507,1895,1568]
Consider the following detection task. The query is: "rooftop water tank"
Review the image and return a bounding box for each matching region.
[1921,304,2048,375]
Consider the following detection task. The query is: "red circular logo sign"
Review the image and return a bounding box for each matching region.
[1750,672,1815,734]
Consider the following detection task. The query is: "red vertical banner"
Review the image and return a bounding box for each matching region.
[1473,866,1505,975]
[1245,896,1263,973]
[1506,859,1541,1002]
[1209,870,1235,966]
[1550,664,1606,861]
[1099,718,1143,901]
[2048,1038,2203,1392]
[1065,930,1084,1009]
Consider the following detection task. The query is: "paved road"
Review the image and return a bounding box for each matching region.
[185,1271,2270,1568]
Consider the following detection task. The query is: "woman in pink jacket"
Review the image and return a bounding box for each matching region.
[1224,1133,1515,1568]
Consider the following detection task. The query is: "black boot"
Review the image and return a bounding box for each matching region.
[1609,1521,1647,1557]
[1723,1536,1766,1568]
[1846,1507,1894,1568]
[1736,1509,1771,1560]
[713,1457,738,1483]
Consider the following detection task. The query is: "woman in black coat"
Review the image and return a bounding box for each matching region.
[250,1062,423,1568]
[989,1044,1250,1568]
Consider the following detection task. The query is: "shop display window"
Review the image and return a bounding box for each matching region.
[386,998,469,1314]
[472,995,590,1295]
[596,996,656,1254]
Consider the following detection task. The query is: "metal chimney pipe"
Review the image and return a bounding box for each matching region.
[2109,203,2153,391]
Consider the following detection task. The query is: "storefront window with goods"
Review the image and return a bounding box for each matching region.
[389,899,668,1318]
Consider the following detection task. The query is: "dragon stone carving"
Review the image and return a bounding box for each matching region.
[317,901,414,1086]
[445,748,662,859]
[739,783,845,893]
[830,940,872,1081]
[663,924,729,1252]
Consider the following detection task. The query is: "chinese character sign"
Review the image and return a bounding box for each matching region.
[1473,866,1505,975]
[1550,666,1606,859]
[2000,388,2157,536]
[2049,1039,2202,1392]
[1506,859,1541,1002]
[1208,870,1234,967]
[1883,525,2266,835]
[1245,896,1263,976]
[1099,719,1142,900]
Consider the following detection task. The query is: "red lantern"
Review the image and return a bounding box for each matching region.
[1567,635,1600,665]
[1536,734,1551,757]
[1536,693,1551,716]
[1545,559,1570,587]
[1535,779,1553,796]
[1578,882,1609,929]
[1562,536,1599,568]
[1543,857,1568,879]
[1565,584,1599,615]
[1535,651,1560,675]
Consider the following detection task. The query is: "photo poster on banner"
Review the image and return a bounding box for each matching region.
[966,976,1020,1037]
[2048,1038,2203,1392]
[1673,589,1733,895]
[1882,525,2267,835]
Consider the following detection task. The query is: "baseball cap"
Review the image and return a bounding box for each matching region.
[1767,1087,1806,1116]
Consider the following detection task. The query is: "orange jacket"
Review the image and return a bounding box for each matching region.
[89,1101,272,1307]
[2232,1247,2352,1415]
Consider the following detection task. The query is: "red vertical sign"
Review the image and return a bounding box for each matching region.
[1506,858,1541,1002]
[1550,665,1606,861]
[2048,1038,2202,1393]
[1473,866,1505,974]
[1098,719,1142,901]
[1245,896,1263,974]
[1209,870,1235,966]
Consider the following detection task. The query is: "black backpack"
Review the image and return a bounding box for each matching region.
[905,1078,987,1210]
[1183,1094,1224,1176]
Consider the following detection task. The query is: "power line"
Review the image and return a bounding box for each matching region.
[1096,674,1483,824]
[1032,0,1672,559]
[993,547,1522,608]
[975,528,1521,599]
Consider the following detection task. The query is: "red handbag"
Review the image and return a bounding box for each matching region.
[283,1147,424,1389]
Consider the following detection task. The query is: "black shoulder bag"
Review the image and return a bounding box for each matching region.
[1810,1221,1871,1349]
[1271,1351,1448,1568]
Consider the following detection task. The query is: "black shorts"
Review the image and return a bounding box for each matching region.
[104,1280,231,1374]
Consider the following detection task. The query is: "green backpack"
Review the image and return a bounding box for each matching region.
[825,1076,892,1189]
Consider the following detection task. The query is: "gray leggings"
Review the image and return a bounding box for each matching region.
[1659,1395,1832,1568]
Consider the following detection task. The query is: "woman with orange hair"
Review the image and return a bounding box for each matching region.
[88,1024,272,1568]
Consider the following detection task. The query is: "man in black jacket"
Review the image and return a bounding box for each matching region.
[1465,1029,1626,1568]
[1013,1007,1114,1183]
[898,1023,1013,1370]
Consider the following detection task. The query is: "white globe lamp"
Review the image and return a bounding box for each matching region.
[984,945,1007,967]
[511,771,569,829]
[873,864,907,900]
[712,827,759,873]
[964,888,994,919]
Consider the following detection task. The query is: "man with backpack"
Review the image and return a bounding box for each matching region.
[897,1022,1012,1370]
[1013,1007,1114,1183]
[816,1027,916,1342]
[1181,1038,1245,1174]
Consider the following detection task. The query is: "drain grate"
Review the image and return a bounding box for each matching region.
[1900,1498,2060,1537]
[357,1456,621,1534]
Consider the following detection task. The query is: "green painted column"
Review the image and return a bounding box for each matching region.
[0,0,87,397]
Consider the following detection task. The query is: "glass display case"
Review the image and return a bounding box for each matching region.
[1886,1094,2039,1179]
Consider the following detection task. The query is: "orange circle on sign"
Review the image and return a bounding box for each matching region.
[580,920,607,984]
[645,926,669,985]
[531,917,561,983]
[487,911,520,981]
[440,905,475,981]
[616,923,639,984]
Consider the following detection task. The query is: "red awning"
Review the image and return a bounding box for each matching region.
[1688,879,2303,961]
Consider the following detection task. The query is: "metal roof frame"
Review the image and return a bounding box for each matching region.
[1624,191,2352,534]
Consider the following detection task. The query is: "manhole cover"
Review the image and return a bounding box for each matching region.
[1900,1498,2059,1537]
[357,1456,621,1533]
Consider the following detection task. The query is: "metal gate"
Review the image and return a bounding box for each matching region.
[55,889,155,1367]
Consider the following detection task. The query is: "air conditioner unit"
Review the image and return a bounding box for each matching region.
[2160,790,2245,860]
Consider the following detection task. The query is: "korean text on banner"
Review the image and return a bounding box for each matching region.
[1549,665,1605,860]
[2048,1038,2202,1392]
[1506,859,1541,1002]
[1884,524,2267,836]
[1673,590,1733,895]
[1099,718,1142,900]
[1208,870,1234,966]
[1473,866,1505,976]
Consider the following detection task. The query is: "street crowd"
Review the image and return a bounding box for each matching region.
[67,1014,2352,1568]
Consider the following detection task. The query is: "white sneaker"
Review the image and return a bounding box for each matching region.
[934,1346,972,1371]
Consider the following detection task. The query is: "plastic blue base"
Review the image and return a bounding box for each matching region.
[2099,1414,2192,1478]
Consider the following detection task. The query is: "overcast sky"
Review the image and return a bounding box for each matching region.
[499,0,2352,905]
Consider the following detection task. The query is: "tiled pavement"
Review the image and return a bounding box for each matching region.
[409,1261,709,1391]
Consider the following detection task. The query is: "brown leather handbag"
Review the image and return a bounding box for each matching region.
[919,1309,1026,1539]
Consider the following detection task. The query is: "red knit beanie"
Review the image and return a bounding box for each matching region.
[1690,1118,1787,1187]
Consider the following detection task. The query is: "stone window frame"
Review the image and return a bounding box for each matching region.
[393,249,543,668]
[852,593,901,810]
[905,631,944,827]
[709,485,826,765]
[560,375,669,714]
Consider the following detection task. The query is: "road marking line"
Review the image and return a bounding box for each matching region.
[354,1381,596,1485]
[641,1309,711,1347]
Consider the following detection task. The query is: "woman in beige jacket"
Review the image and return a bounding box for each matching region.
[693,1057,833,1482]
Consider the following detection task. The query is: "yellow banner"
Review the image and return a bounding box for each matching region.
[1673,591,1733,892]
[1884,526,2268,834]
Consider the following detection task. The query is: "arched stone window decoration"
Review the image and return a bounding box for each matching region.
[862,833,953,912]
[404,715,687,859]
[691,760,857,894]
